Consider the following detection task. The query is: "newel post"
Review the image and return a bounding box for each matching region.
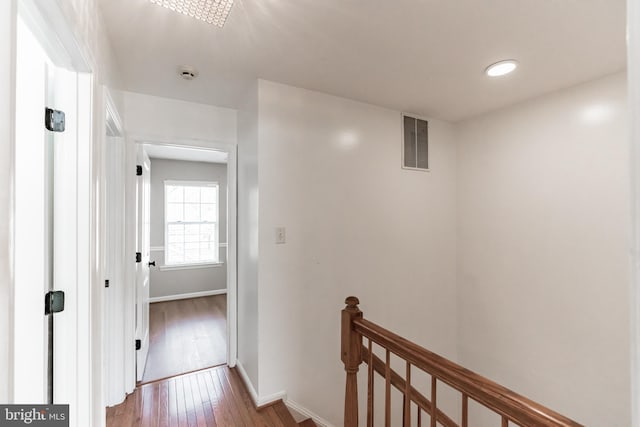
[342,296,363,427]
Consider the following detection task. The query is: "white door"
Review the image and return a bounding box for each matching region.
[135,147,151,381]
[14,15,80,405]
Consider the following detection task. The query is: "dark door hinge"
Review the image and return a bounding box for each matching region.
[105,279,110,288]
[45,107,65,132]
[136,165,142,176]
[45,291,65,315]
[135,339,141,351]
[136,252,142,263]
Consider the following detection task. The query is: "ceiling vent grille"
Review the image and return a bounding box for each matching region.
[402,114,429,171]
[149,0,234,27]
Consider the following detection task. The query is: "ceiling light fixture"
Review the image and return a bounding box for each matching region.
[485,60,518,77]
[149,0,234,27]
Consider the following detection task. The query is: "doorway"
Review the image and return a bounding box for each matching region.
[104,138,237,405]
[139,143,233,384]
[13,0,92,418]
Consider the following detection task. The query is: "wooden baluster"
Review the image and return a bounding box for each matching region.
[385,349,391,427]
[461,393,468,427]
[417,407,422,427]
[430,376,437,427]
[342,296,363,427]
[367,339,374,427]
[502,416,509,427]
[403,362,411,427]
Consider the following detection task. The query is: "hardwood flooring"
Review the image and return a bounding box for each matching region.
[106,365,315,427]
[142,295,227,384]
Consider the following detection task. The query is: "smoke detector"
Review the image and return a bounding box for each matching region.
[178,66,199,80]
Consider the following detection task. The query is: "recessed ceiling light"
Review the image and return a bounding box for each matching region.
[485,60,518,77]
[149,0,234,27]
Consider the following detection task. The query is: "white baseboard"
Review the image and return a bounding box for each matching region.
[234,361,287,408]
[234,361,259,406]
[149,289,226,303]
[285,399,335,427]
[258,390,287,408]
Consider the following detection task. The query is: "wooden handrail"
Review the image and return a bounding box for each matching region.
[341,296,584,427]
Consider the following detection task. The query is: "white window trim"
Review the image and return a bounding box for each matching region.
[164,179,219,266]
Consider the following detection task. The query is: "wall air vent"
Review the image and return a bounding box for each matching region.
[402,114,429,171]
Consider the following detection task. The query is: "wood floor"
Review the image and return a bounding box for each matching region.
[106,365,316,427]
[142,295,227,383]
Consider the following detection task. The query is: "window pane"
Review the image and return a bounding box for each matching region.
[165,182,219,265]
[184,224,200,242]
[184,203,200,222]
[184,187,200,203]
[166,186,183,203]
[167,203,183,222]
[201,203,216,222]
[167,224,184,243]
[167,243,184,264]
[201,187,217,204]
[200,224,215,242]
[185,242,199,263]
[200,242,215,262]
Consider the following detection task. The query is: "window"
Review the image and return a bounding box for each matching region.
[402,114,429,170]
[164,180,218,266]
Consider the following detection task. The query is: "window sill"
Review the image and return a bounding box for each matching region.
[158,262,224,272]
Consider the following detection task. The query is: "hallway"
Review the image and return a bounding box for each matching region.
[106,365,313,427]
[142,295,227,383]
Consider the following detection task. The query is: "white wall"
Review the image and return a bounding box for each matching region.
[149,159,228,298]
[0,0,16,405]
[256,80,459,424]
[123,91,236,144]
[236,80,260,392]
[456,72,629,426]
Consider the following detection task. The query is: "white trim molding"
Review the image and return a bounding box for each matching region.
[149,288,226,303]
[629,0,640,425]
[158,262,224,272]
[285,400,335,427]
[150,242,227,252]
[235,361,287,408]
[234,361,258,406]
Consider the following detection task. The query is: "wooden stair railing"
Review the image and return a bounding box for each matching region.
[341,296,584,427]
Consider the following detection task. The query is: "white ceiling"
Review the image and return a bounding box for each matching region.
[99,0,627,122]
[143,144,228,163]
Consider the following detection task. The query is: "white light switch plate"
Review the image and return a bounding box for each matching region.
[275,227,286,244]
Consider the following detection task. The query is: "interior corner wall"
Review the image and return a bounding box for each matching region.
[148,159,228,298]
[255,80,458,424]
[236,80,260,394]
[0,0,16,404]
[455,72,630,426]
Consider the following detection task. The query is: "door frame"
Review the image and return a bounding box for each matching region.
[12,0,93,424]
[630,0,640,426]
[123,136,238,388]
[103,88,128,407]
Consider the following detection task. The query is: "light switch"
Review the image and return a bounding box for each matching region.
[275,227,286,244]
